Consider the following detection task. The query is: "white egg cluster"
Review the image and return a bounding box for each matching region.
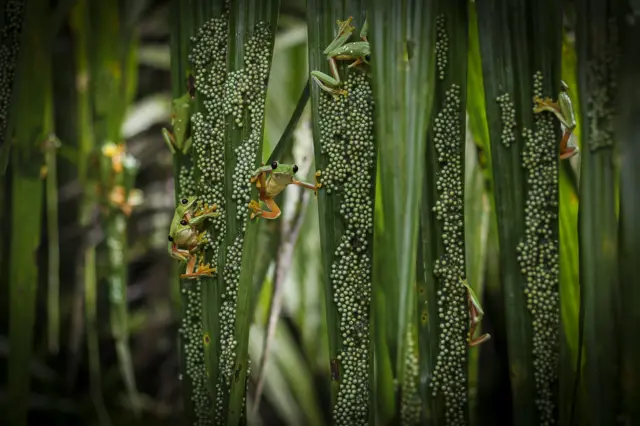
[497,92,516,147]
[318,71,375,426]
[401,329,422,425]
[0,0,25,145]
[429,84,468,426]
[517,71,560,426]
[435,14,448,81]
[585,17,619,151]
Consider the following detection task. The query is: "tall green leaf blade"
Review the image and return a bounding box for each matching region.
[366,0,437,423]
[419,2,470,424]
[477,0,564,424]
[7,1,49,424]
[576,1,622,424]
[618,6,640,424]
[307,3,378,424]
[187,1,280,423]
[558,31,584,426]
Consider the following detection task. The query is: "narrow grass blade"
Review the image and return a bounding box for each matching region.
[44,135,61,355]
[253,184,311,412]
[307,3,378,423]
[464,130,490,426]
[618,8,640,424]
[7,1,50,424]
[418,2,470,424]
[85,248,112,426]
[67,0,99,394]
[558,31,584,426]
[90,0,141,412]
[167,0,199,421]
[576,2,624,425]
[476,0,564,424]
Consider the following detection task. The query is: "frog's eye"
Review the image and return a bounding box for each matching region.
[168,236,174,242]
[292,165,298,173]
[180,219,188,225]
[181,198,188,205]
[271,161,278,169]
[365,54,371,62]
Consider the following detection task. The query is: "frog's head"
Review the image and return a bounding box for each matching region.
[177,196,199,213]
[270,161,298,185]
[560,80,569,92]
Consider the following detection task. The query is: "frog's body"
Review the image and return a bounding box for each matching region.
[248,161,322,220]
[162,75,196,155]
[168,196,219,279]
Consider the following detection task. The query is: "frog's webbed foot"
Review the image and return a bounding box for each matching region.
[248,199,264,220]
[195,203,218,217]
[314,170,323,198]
[180,262,216,279]
[533,95,560,114]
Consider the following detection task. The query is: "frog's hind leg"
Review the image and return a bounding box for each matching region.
[251,197,281,220]
[559,129,578,160]
[180,253,215,279]
[467,303,491,347]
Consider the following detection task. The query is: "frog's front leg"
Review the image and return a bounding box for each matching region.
[359,18,368,42]
[188,207,219,227]
[311,59,347,97]
[292,174,323,197]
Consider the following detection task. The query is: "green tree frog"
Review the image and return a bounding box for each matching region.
[533,80,579,160]
[310,16,370,97]
[168,196,219,279]
[162,75,196,155]
[461,277,491,347]
[248,161,322,220]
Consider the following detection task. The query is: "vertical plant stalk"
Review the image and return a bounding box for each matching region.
[420,3,469,425]
[558,34,584,426]
[307,3,377,424]
[187,1,280,423]
[366,0,436,424]
[7,1,49,424]
[167,0,198,421]
[85,248,112,426]
[576,1,622,424]
[91,0,141,412]
[68,1,109,419]
[44,134,61,354]
[618,7,640,424]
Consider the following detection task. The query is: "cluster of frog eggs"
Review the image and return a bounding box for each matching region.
[429,84,468,426]
[318,72,375,426]
[517,71,560,426]
[497,93,517,147]
[0,0,25,143]
[179,11,231,425]
[223,22,272,223]
[178,280,213,424]
[435,14,448,81]
[401,330,422,425]
[586,19,619,152]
